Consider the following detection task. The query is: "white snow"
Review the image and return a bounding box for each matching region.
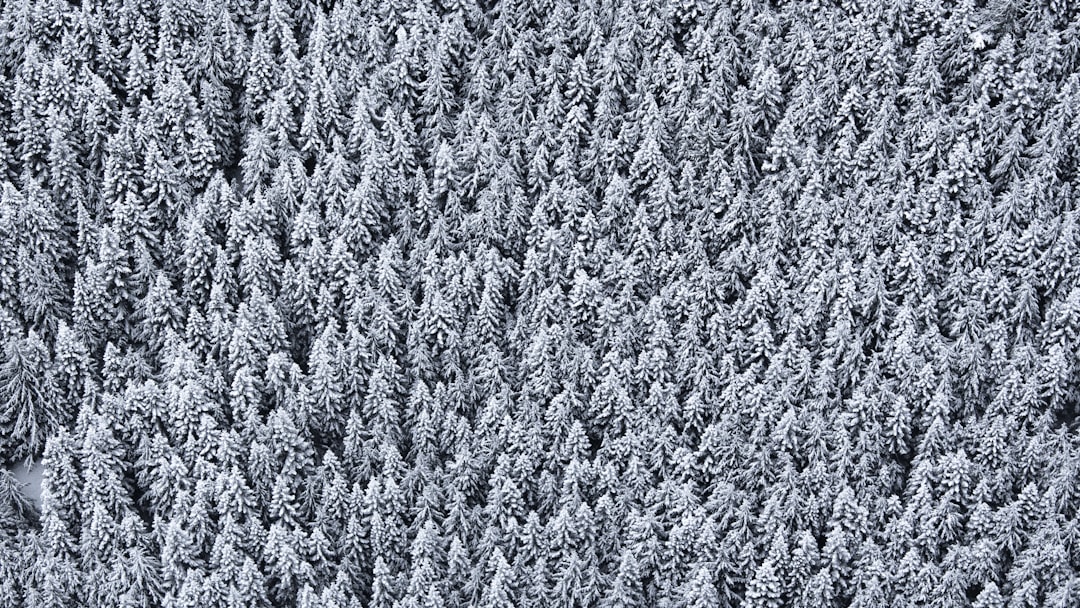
[10,459,42,508]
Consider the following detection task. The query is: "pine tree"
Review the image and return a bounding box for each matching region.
[0,331,62,462]
[744,558,783,608]
[479,548,516,608]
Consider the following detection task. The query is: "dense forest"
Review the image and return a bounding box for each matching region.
[1,0,1080,606]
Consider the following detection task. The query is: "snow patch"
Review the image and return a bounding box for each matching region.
[10,459,42,508]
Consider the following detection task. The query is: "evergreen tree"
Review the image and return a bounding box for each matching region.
[0,331,62,462]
